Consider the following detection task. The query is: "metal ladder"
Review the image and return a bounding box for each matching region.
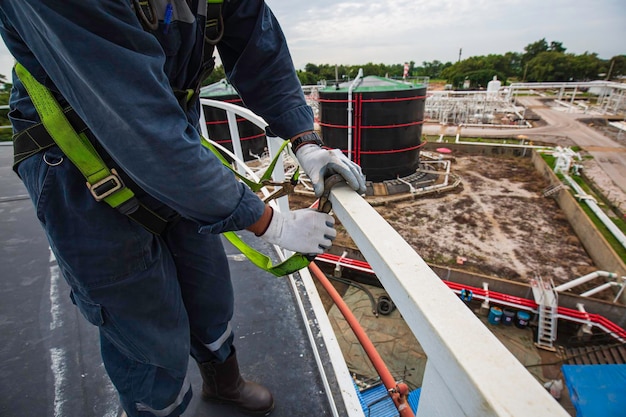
[542,183,567,197]
[531,274,559,351]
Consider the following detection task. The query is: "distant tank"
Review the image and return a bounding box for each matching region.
[199,79,266,162]
[487,76,502,98]
[318,76,427,182]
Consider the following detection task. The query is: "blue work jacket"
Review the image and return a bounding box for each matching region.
[0,0,313,233]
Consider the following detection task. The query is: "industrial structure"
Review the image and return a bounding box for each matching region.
[6,73,623,416]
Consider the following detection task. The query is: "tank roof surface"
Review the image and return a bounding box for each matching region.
[199,79,240,98]
[320,75,425,93]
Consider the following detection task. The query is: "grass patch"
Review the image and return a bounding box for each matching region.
[578,201,626,261]
[568,173,595,195]
[565,176,626,262]
[540,152,625,262]
[612,214,626,235]
[541,154,556,168]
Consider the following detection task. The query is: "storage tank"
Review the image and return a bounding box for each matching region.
[199,79,266,162]
[487,76,501,98]
[318,76,427,182]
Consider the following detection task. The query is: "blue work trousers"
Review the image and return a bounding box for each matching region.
[18,145,235,417]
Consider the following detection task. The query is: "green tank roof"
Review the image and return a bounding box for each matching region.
[199,79,240,98]
[319,75,425,93]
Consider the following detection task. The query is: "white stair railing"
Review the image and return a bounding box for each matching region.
[531,275,559,351]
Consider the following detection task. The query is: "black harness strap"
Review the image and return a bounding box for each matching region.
[12,108,86,171]
[132,0,159,31]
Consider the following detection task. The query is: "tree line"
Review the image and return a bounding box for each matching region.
[1,38,624,141]
[295,39,624,90]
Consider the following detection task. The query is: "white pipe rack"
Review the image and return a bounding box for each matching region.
[555,271,619,293]
[347,68,363,162]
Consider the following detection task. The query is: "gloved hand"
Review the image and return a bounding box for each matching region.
[295,144,366,197]
[260,208,336,255]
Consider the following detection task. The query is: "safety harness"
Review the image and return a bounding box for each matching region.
[132,0,224,110]
[14,64,172,235]
[13,62,319,276]
[10,0,324,276]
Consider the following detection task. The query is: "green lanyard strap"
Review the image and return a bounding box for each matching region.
[223,231,312,277]
[200,137,311,277]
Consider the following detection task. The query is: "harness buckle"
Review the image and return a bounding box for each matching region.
[88,169,125,201]
[261,178,298,203]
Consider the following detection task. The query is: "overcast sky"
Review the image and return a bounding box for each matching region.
[0,0,624,79]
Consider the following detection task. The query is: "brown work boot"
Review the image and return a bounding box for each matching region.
[197,350,274,416]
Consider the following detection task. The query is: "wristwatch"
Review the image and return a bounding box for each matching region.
[291,132,324,153]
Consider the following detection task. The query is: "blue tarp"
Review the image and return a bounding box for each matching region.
[354,382,420,417]
[562,364,626,417]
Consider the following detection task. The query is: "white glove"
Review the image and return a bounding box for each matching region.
[260,208,336,255]
[296,144,366,197]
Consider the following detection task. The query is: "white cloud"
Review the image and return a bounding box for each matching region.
[0,0,624,79]
[268,0,625,68]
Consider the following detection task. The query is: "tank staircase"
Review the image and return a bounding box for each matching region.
[530,275,559,351]
[542,183,568,197]
[562,343,626,365]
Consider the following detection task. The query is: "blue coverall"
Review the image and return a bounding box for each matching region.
[0,1,313,415]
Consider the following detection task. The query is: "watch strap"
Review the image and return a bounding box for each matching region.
[291,132,324,153]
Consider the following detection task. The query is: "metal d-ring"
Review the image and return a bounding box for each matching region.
[43,153,63,166]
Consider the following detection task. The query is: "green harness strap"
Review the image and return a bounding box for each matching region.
[15,63,136,210]
[15,63,312,277]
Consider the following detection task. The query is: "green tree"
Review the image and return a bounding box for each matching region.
[416,60,452,79]
[441,55,508,87]
[304,63,320,76]
[525,51,571,81]
[201,65,226,86]
[297,69,317,86]
[549,41,566,53]
[607,55,626,79]
[522,38,549,64]
[571,52,603,80]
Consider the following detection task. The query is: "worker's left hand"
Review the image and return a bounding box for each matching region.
[260,208,336,255]
[295,144,366,197]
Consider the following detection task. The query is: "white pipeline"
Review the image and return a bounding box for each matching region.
[554,271,617,292]
[563,174,626,251]
[347,68,363,161]
[580,282,622,298]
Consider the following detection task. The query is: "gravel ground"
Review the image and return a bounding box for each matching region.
[289,154,598,289]
[374,155,596,285]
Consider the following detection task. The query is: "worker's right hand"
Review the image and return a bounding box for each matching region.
[259,208,336,255]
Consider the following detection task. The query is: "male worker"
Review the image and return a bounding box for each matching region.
[0,1,365,416]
